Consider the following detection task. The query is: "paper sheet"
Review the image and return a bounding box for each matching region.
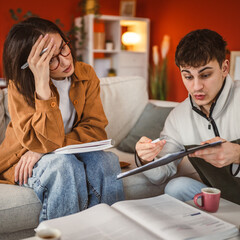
[53,139,114,154]
[112,194,239,240]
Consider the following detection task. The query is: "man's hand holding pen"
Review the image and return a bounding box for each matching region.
[136,137,166,164]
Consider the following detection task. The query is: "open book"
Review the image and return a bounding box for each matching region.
[117,140,223,179]
[53,139,114,154]
[35,194,239,240]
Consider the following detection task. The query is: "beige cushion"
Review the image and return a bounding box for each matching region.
[0,89,7,144]
[0,184,41,234]
[100,76,148,146]
[0,88,10,145]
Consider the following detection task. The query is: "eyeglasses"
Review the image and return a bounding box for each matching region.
[49,41,71,71]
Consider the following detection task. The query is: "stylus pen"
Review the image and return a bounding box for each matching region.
[151,137,165,143]
[21,47,48,70]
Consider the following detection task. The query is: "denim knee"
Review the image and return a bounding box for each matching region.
[76,151,121,176]
[75,151,124,205]
[28,154,89,221]
[164,177,186,198]
[45,154,78,168]
[32,154,85,188]
[43,154,77,173]
[97,151,120,174]
[164,177,207,202]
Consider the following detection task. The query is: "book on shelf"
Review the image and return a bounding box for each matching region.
[35,194,239,240]
[117,140,223,179]
[52,139,114,154]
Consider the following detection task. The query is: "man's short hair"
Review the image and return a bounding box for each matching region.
[175,29,227,68]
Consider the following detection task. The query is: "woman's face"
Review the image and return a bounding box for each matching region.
[48,33,74,80]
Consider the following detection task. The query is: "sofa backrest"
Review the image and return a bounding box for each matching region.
[100,76,148,146]
[0,88,10,144]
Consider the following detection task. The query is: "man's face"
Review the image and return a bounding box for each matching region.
[180,59,229,114]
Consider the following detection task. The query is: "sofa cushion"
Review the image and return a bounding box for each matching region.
[0,89,6,144]
[100,76,148,146]
[0,88,10,145]
[0,184,41,234]
[117,103,173,153]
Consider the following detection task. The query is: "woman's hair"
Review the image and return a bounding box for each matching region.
[3,17,76,107]
[175,29,227,68]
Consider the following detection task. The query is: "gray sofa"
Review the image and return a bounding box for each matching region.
[0,76,200,240]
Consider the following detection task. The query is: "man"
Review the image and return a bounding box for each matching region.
[136,29,240,205]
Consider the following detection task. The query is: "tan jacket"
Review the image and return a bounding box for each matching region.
[0,62,108,184]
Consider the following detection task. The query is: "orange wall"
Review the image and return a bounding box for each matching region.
[137,0,240,101]
[1,0,240,102]
[0,0,119,79]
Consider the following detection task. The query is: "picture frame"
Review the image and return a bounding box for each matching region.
[230,51,240,80]
[120,0,136,17]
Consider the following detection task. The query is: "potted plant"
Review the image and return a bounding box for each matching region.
[107,68,116,77]
[79,0,100,15]
[150,35,170,100]
[75,0,101,61]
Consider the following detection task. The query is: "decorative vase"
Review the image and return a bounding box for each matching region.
[105,42,113,51]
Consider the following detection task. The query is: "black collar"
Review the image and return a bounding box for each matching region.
[190,78,226,119]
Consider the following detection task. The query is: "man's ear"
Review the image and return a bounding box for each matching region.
[222,59,229,76]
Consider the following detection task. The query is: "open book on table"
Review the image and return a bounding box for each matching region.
[52,139,114,154]
[35,194,239,240]
[117,140,223,179]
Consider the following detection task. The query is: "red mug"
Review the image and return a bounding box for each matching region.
[194,187,221,213]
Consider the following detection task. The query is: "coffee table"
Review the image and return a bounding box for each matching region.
[187,198,240,226]
[22,197,240,240]
[187,198,240,239]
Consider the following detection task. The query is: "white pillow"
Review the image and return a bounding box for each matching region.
[100,76,148,146]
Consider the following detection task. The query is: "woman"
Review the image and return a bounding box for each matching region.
[0,17,124,222]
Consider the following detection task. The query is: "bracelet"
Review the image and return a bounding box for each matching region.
[134,150,143,167]
[134,150,154,167]
[230,163,240,176]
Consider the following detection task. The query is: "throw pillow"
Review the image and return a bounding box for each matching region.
[117,103,173,153]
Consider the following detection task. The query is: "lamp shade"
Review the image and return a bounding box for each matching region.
[122,32,141,46]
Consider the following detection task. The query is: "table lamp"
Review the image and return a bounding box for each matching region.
[121,31,141,51]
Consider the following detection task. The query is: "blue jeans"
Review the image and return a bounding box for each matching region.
[25,151,124,222]
[164,177,208,201]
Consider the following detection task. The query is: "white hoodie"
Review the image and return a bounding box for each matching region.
[143,75,240,184]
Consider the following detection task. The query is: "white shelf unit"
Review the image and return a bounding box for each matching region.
[75,14,150,80]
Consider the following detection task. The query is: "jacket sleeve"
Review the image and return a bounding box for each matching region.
[8,81,65,153]
[143,110,184,185]
[64,65,108,145]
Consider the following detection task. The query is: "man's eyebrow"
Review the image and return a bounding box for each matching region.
[181,66,213,74]
[198,66,213,73]
[181,69,191,73]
